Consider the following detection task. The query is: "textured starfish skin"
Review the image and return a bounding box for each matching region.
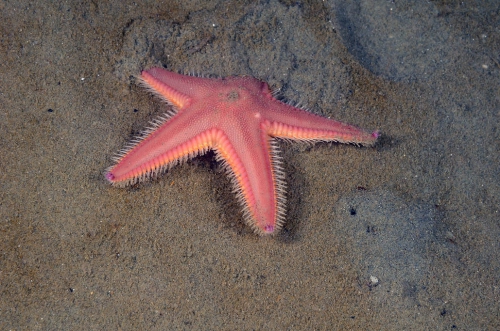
[106,68,378,235]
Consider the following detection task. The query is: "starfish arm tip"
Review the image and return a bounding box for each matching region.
[105,171,115,182]
[263,224,275,234]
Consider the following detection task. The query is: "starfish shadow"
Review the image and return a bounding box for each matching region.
[275,143,308,243]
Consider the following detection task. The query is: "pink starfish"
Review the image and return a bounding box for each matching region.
[106,68,378,235]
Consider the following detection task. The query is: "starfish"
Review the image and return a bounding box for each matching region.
[106,68,378,235]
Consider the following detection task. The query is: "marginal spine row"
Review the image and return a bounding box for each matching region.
[268,138,287,233]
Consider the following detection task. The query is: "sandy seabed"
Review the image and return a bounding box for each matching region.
[1,1,499,330]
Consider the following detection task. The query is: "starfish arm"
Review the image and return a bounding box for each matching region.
[215,126,284,235]
[140,69,194,109]
[141,68,218,108]
[106,110,216,186]
[266,102,378,145]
